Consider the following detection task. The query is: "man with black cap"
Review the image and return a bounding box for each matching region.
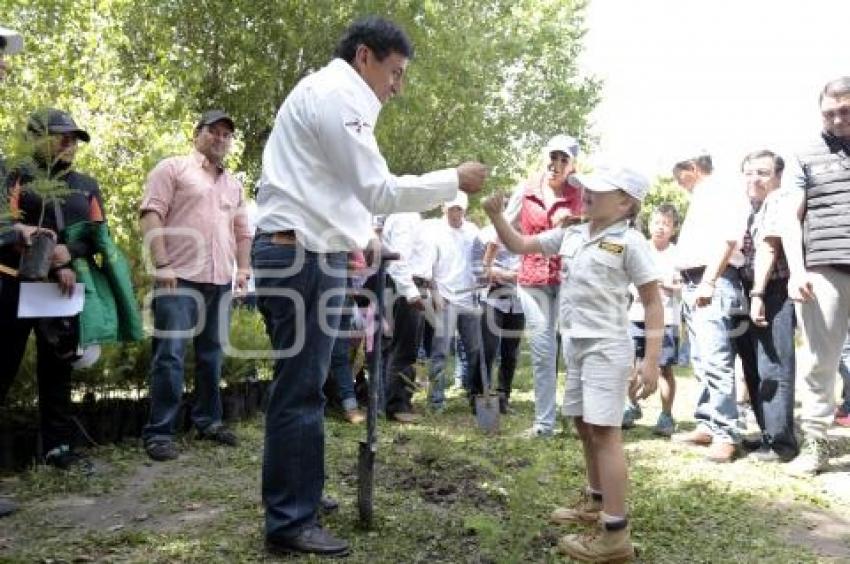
[0,108,105,474]
[139,110,252,462]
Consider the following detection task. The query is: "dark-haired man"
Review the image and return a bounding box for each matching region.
[140,110,252,462]
[253,16,486,556]
[783,76,850,476]
[669,150,750,463]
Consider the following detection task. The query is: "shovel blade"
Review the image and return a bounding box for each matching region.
[474,394,500,434]
[357,440,375,526]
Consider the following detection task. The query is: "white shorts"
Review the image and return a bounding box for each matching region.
[561,337,634,427]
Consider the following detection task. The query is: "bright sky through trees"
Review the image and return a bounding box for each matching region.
[581,0,850,177]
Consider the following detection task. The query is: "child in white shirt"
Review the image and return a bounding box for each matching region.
[485,164,662,563]
[623,204,682,436]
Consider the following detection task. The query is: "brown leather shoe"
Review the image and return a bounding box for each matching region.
[671,429,713,446]
[705,442,737,463]
[343,408,365,424]
[389,412,421,424]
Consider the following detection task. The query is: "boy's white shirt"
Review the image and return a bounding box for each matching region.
[536,220,659,339]
[628,241,681,326]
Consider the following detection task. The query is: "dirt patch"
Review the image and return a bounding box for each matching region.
[778,502,850,560]
[34,455,227,534]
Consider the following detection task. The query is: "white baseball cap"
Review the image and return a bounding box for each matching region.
[445,191,468,210]
[543,134,580,160]
[0,26,23,55]
[572,164,650,202]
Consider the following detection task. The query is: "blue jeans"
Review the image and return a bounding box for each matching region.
[143,279,230,443]
[681,268,747,444]
[454,336,470,389]
[518,285,560,433]
[329,297,357,411]
[737,279,797,457]
[252,235,347,540]
[428,302,482,408]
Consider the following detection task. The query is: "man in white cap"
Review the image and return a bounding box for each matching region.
[422,191,484,413]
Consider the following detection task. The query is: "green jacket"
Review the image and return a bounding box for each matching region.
[64,220,143,345]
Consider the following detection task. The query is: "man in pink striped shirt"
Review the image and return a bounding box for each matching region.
[139,110,253,462]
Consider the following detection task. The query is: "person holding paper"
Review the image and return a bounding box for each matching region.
[0,108,105,471]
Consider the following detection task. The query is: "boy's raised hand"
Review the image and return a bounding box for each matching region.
[482,192,505,218]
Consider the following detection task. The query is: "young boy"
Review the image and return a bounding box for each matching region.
[485,164,662,562]
[622,204,682,436]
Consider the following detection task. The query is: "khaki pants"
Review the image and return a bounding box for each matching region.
[796,266,850,440]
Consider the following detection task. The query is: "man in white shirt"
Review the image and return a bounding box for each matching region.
[423,192,483,412]
[381,211,431,423]
[252,17,486,557]
[669,150,750,463]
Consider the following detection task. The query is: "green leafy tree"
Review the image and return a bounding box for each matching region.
[0,0,600,394]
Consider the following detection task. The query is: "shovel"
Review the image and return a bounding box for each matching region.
[474,297,500,434]
[358,249,398,527]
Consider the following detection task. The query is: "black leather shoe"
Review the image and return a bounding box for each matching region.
[197,425,238,447]
[266,524,350,557]
[319,495,339,514]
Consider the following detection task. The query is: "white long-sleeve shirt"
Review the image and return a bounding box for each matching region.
[382,212,432,301]
[255,58,459,252]
[422,217,480,308]
[675,174,749,270]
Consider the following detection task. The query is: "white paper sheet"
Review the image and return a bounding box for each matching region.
[17,282,85,318]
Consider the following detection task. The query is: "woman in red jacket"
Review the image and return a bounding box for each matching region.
[503,135,582,436]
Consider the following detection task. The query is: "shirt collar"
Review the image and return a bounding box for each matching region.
[576,219,629,244]
[329,58,382,119]
[190,149,224,173]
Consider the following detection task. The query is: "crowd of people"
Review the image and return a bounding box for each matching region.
[2,14,850,562]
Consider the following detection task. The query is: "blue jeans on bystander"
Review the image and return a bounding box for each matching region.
[143,279,230,444]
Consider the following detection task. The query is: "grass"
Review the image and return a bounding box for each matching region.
[0,356,847,562]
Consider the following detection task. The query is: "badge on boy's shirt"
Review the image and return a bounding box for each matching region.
[598,240,624,255]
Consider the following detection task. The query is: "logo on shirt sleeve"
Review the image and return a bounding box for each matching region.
[344,116,372,134]
[598,240,624,255]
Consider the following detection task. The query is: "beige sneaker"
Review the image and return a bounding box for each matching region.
[786,437,829,477]
[550,490,602,525]
[557,518,635,563]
